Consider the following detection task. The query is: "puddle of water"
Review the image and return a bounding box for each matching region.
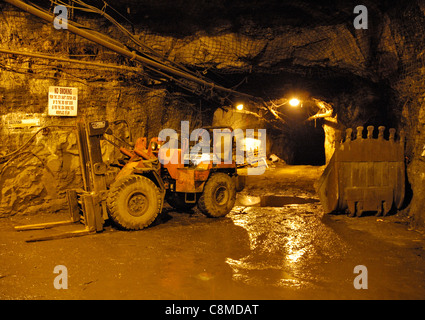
[236,195,319,207]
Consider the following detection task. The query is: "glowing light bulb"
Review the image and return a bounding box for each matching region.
[289,98,300,107]
[236,104,244,111]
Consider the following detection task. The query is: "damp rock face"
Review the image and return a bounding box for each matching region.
[403,103,425,228]
[0,127,79,216]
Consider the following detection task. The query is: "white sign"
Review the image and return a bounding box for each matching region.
[48,86,78,116]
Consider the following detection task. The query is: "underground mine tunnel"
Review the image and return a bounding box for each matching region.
[1,0,425,301]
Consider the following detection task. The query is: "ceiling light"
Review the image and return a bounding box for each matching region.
[289,98,300,107]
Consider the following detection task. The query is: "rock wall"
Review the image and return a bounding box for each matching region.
[397,61,425,228]
[389,3,425,229]
[0,4,200,217]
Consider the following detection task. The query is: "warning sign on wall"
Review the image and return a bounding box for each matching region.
[48,86,78,116]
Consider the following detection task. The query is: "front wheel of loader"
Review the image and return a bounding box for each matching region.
[198,173,236,218]
[107,175,162,230]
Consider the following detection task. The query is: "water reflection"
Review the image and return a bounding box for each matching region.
[235,195,319,207]
[226,204,349,289]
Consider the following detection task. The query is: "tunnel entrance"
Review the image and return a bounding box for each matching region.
[208,72,339,167]
[265,106,327,166]
[290,120,326,166]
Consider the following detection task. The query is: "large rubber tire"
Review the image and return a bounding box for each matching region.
[107,175,162,230]
[166,192,197,211]
[198,173,236,218]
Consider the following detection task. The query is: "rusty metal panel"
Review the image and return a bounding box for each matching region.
[176,168,196,192]
[317,126,405,217]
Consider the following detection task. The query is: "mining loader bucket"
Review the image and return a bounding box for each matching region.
[317,126,405,217]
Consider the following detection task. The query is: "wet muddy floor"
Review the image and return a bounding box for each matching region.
[1,165,425,300]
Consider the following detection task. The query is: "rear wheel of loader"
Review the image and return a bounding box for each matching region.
[198,173,236,218]
[107,175,162,230]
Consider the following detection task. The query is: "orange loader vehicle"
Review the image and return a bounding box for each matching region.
[15,120,245,241]
[106,122,243,230]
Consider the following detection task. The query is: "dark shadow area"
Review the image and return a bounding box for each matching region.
[292,122,326,165]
